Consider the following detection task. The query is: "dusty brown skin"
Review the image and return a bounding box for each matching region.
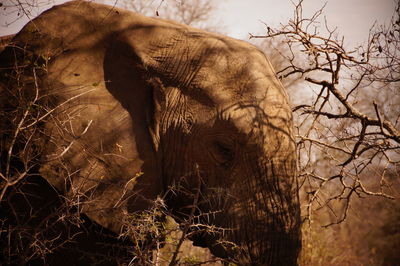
[0,1,301,265]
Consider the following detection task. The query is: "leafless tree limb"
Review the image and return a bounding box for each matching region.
[252,0,400,227]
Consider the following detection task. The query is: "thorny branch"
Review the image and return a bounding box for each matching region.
[168,164,202,266]
[117,171,229,265]
[252,0,400,225]
[0,51,101,263]
[1,0,227,264]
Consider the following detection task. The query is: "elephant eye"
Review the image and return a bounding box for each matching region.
[212,140,235,166]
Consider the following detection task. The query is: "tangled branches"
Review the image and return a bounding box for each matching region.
[252,0,400,225]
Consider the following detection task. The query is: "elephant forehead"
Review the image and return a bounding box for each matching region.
[223,100,292,134]
[200,45,266,85]
[212,74,292,121]
[197,45,287,106]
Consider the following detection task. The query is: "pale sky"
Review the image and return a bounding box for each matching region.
[221,0,395,46]
[0,0,396,48]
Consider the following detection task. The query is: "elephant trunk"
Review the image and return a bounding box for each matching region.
[229,157,301,265]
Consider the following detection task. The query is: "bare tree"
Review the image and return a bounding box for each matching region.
[0,0,59,31]
[252,0,399,225]
[251,1,400,264]
[104,0,222,31]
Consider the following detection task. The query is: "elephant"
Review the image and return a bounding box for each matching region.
[0,1,301,265]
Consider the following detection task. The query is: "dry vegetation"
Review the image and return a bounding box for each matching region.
[255,1,400,264]
[1,0,399,265]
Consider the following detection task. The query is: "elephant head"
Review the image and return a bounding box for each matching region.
[0,1,301,265]
[128,32,302,264]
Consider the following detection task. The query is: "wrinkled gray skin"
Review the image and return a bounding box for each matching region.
[0,1,301,265]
